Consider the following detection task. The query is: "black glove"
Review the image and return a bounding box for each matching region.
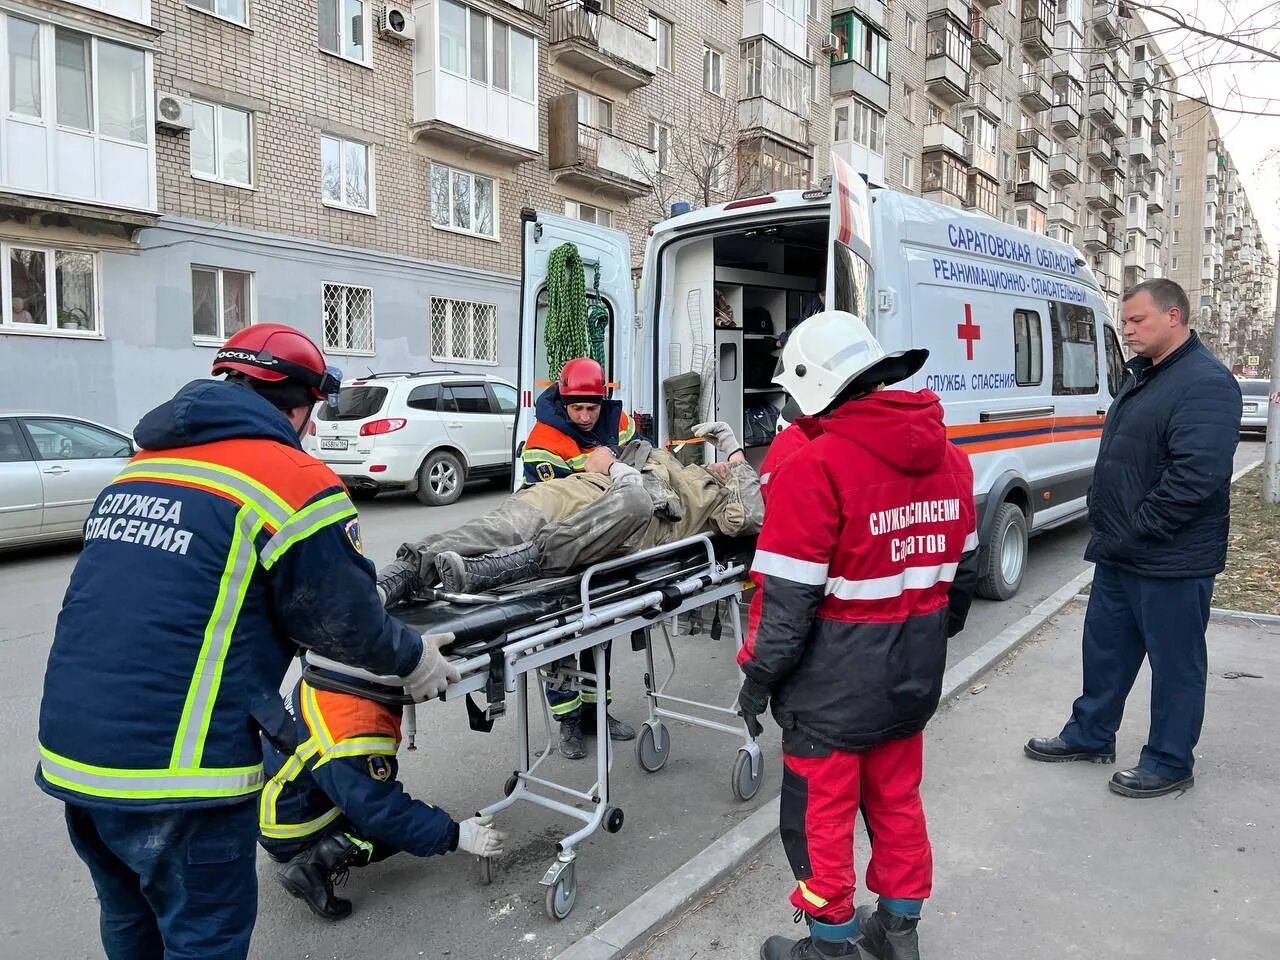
[737,677,769,738]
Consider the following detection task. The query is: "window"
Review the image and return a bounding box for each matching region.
[837,101,885,155]
[650,121,672,172]
[1171,256,1179,270]
[1050,304,1098,395]
[706,143,728,193]
[830,12,889,81]
[1172,202,1181,218]
[1013,309,1043,386]
[903,84,914,121]
[1204,227,1213,244]
[23,419,131,460]
[319,0,367,63]
[406,383,441,411]
[1174,176,1182,192]
[430,297,497,363]
[1103,326,1125,398]
[40,28,147,142]
[190,101,252,187]
[575,90,613,131]
[1172,229,1180,244]
[430,164,496,237]
[191,267,252,341]
[927,15,971,72]
[564,200,612,227]
[740,38,811,113]
[648,12,672,71]
[703,45,723,95]
[1,243,97,334]
[738,137,808,193]
[8,18,42,118]
[833,104,849,141]
[438,3,536,99]
[901,154,915,191]
[1202,256,1210,271]
[189,0,247,25]
[320,135,372,211]
[1173,151,1183,165]
[1174,123,1183,139]
[322,283,374,354]
[492,383,517,414]
[443,384,492,414]
[0,421,29,463]
[905,13,918,52]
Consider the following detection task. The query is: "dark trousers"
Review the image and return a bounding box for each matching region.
[1060,563,1213,780]
[545,642,612,722]
[64,801,258,960]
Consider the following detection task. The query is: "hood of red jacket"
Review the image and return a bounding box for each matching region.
[821,389,948,474]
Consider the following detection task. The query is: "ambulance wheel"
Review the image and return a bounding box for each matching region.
[977,502,1028,601]
[732,748,763,801]
[636,721,670,772]
[503,773,520,797]
[415,450,464,506]
[478,856,493,886]
[545,867,577,920]
[604,806,625,834]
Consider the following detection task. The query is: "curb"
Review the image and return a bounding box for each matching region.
[553,566,1096,960]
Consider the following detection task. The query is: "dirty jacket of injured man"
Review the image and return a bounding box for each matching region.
[391,441,762,595]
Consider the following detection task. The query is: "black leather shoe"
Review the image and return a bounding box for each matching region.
[1024,736,1116,764]
[1109,767,1194,798]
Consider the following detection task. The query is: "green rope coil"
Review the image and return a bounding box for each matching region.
[545,242,591,381]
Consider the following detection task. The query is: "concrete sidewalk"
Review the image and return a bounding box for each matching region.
[626,604,1280,960]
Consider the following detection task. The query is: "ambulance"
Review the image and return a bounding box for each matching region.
[513,174,1126,601]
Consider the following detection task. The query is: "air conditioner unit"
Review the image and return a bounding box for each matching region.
[155,93,193,132]
[380,3,415,40]
[820,32,840,55]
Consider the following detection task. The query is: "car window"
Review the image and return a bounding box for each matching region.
[1103,326,1125,398]
[406,383,441,411]
[443,384,492,415]
[0,420,31,462]
[491,383,517,414]
[23,418,131,460]
[317,386,387,421]
[1049,303,1099,396]
[1013,309,1043,386]
[1239,380,1270,397]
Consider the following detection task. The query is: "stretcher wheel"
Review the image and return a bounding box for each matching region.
[545,866,577,920]
[732,748,763,802]
[636,721,670,773]
[604,806,625,834]
[503,773,519,797]
[477,856,493,886]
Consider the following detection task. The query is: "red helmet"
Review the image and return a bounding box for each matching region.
[558,358,607,405]
[212,324,340,401]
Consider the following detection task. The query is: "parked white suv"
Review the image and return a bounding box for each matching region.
[305,371,517,505]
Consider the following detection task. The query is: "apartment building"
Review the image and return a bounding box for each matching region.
[1168,100,1275,369]
[1,0,834,425]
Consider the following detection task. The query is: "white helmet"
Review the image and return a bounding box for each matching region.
[773,310,929,416]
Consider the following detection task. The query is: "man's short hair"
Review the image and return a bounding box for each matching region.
[1123,278,1190,326]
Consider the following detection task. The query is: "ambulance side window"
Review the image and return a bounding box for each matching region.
[1049,303,1099,395]
[1013,310,1043,386]
[1103,327,1125,398]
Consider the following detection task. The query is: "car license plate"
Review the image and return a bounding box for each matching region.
[320,438,349,451]
[1243,403,1258,413]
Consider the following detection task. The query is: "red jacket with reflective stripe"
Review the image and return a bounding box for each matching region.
[739,390,979,751]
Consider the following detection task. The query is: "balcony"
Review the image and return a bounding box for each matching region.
[968,77,1002,118]
[1126,173,1148,197]
[1050,153,1081,185]
[548,2,657,93]
[830,61,892,113]
[1019,70,1053,111]
[739,98,810,149]
[1017,126,1051,157]
[834,0,888,27]
[925,51,971,105]
[964,171,1000,216]
[927,0,972,24]
[1100,192,1123,222]
[1087,138,1111,166]
[1129,135,1152,164]
[964,140,999,179]
[972,0,1000,8]
[923,121,968,159]
[1147,187,1165,213]
[1151,116,1167,144]
[1049,200,1076,224]
[970,13,1003,67]
[1051,102,1082,137]
[1088,87,1122,135]
[1090,0,1122,42]
[1084,181,1112,210]
[1082,224,1109,251]
[1016,182,1049,208]
[548,98,653,199]
[1021,10,1055,60]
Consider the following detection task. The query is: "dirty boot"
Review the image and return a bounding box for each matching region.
[853,900,921,960]
[580,705,636,742]
[559,716,587,760]
[375,559,423,607]
[277,833,366,921]
[435,543,541,593]
[760,914,864,960]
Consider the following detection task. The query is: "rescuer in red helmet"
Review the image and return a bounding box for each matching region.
[37,323,454,960]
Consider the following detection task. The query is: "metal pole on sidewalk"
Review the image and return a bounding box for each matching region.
[1265,278,1280,504]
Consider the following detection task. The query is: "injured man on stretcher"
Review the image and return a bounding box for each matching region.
[377,422,762,603]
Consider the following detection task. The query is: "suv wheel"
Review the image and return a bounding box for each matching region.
[976,501,1028,601]
[416,450,464,506]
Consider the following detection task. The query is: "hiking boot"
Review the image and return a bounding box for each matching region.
[435,543,541,593]
[760,915,863,960]
[277,833,365,921]
[375,559,423,607]
[580,707,636,742]
[853,902,921,960]
[559,716,587,760]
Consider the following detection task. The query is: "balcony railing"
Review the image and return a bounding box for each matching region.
[970,13,1003,66]
[548,2,658,89]
[1019,70,1053,110]
[1017,126,1051,156]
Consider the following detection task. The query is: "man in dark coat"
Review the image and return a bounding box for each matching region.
[1025,278,1242,798]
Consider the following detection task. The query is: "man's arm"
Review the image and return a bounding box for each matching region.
[1132,376,1242,543]
[522,447,575,484]
[266,492,422,677]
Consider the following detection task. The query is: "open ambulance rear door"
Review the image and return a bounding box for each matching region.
[513,208,634,487]
[823,152,876,327]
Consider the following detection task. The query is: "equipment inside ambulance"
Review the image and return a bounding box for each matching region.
[514,158,1122,601]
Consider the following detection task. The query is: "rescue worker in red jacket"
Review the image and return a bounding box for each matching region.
[520,357,637,759]
[738,311,979,960]
[36,325,456,960]
[259,670,504,920]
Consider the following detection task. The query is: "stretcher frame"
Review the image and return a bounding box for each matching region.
[307,534,755,920]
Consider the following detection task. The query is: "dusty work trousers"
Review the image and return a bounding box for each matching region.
[398,474,652,582]
[779,733,932,924]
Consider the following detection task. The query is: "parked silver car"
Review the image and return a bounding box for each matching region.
[0,412,135,549]
[1239,378,1271,436]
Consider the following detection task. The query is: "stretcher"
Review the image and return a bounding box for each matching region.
[305,533,760,920]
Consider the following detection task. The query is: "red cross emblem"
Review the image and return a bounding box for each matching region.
[957,304,981,361]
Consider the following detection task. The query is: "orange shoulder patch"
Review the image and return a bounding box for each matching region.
[309,686,403,743]
[526,423,584,461]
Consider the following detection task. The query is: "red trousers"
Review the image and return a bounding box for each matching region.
[779,733,932,923]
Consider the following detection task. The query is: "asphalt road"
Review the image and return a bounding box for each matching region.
[0,442,1263,960]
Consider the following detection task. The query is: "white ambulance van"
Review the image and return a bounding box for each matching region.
[513,184,1126,601]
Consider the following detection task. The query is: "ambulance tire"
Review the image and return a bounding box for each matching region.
[977,502,1028,601]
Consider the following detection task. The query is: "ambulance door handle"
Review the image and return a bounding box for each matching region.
[1096,408,1107,417]
[978,406,1054,423]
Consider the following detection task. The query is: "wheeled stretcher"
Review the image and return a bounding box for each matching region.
[305,533,761,920]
